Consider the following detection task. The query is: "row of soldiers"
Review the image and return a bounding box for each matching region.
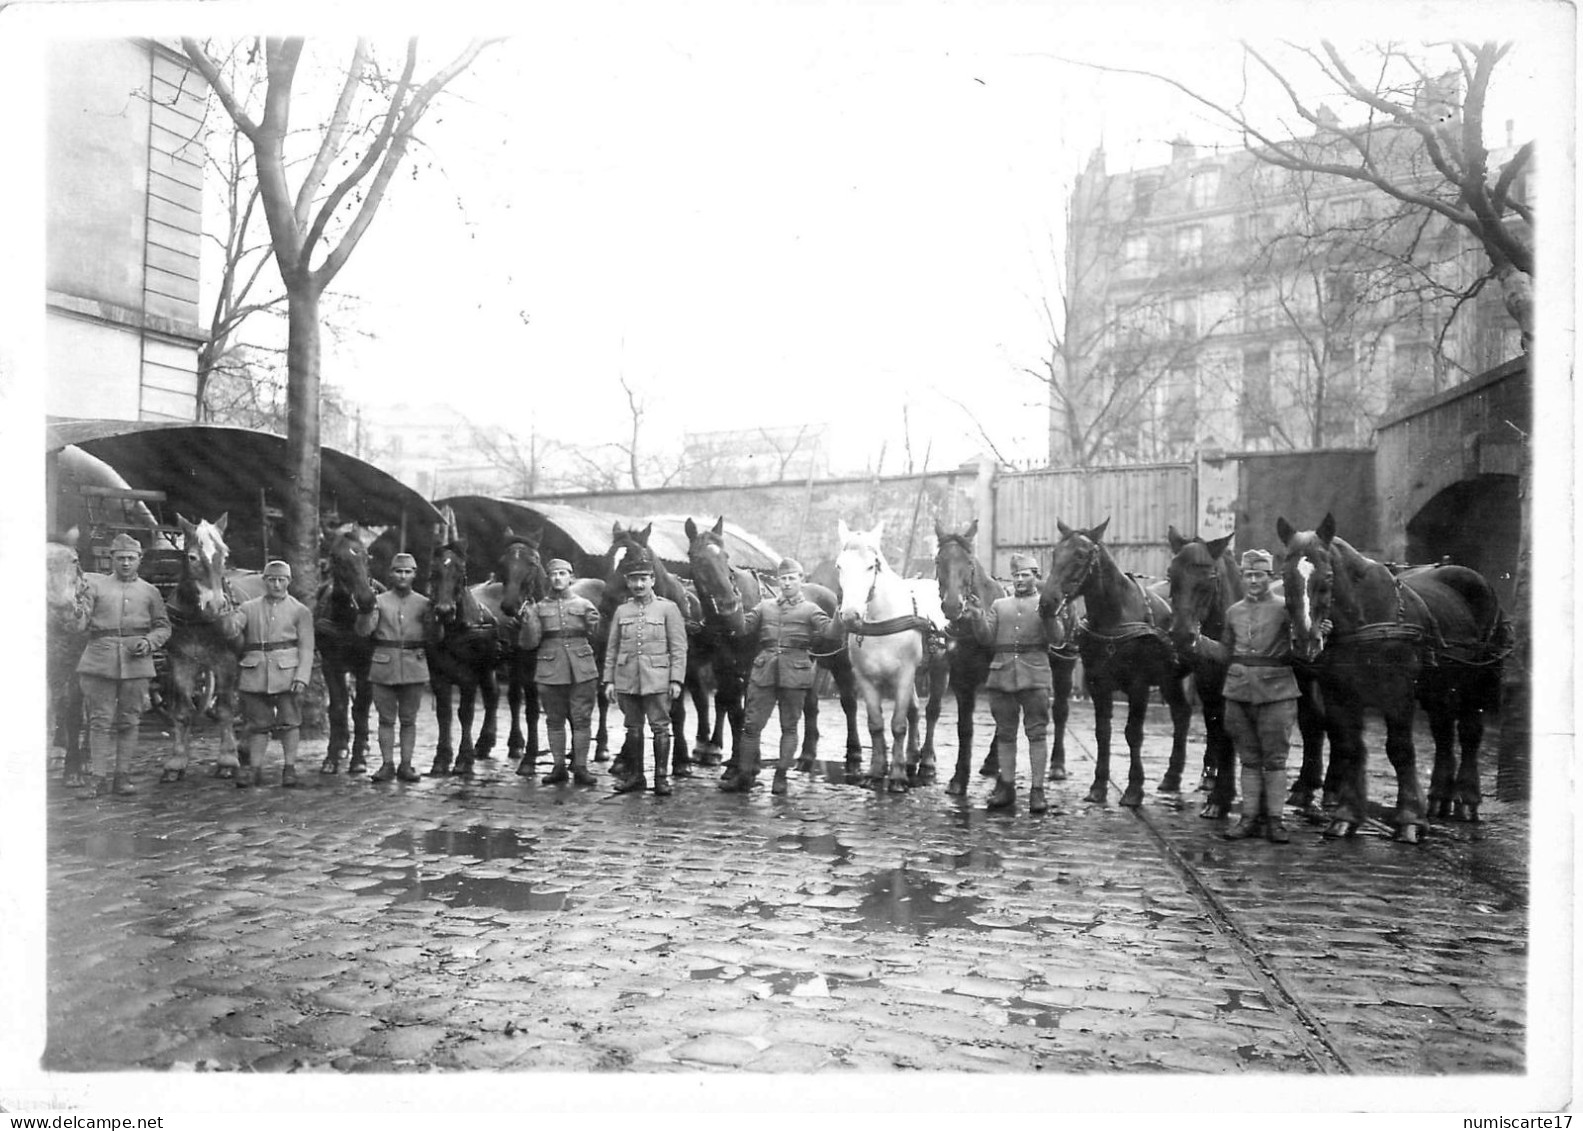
[70,534,1303,835]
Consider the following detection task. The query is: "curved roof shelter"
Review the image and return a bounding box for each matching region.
[47,419,441,569]
[436,496,781,582]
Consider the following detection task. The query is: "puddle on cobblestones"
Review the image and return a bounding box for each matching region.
[66,832,184,860]
[927,847,1003,872]
[1217,989,1272,1013]
[328,865,568,912]
[1007,997,1065,1028]
[773,832,854,864]
[845,869,992,935]
[377,826,538,860]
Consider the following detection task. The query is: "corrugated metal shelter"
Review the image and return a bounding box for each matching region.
[47,419,442,570]
[434,496,780,584]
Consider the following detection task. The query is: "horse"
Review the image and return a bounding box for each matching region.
[160,513,257,782]
[932,520,1077,797]
[425,540,501,776]
[834,519,947,793]
[315,526,380,776]
[478,527,550,772]
[600,522,713,779]
[1039,518,1192,808]
[46,537,89,784]
[684,515,865,780]
[1278,513,1510,841]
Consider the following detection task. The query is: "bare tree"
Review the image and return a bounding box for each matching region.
[465,420,564,497]
[1072,40,1533,345]
[182,36,498,593]
[757,423,818,481]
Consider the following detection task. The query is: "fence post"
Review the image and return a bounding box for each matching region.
[973,455,997,575]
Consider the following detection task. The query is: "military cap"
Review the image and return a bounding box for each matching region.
[1009,552,1040,574]
[546,558,573,573]
[1239,549,1275,573]
[109,533,143,555]
[263,560,292,577]
[620,549,655,576]
[390,552,418,570]
[775,558,804,576]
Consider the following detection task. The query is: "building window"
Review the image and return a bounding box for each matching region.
[1245,283,1278,331]
[1159,366,1198,443]
[1241,349,1272,438]
[1133,175,1161,218]
[1328,196,1365,226]
[1123,234,1149,267]
[1169,296,1199,339]
[1188,169,1220,209]
[1175,225,1203,268]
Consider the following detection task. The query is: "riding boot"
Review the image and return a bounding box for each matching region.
[281,728,301,787]
[1224,765,1264,839]
[721,730,761,792]
[1264,768,1291,843]
[986,778,1016,809]
[652,734,673,796]
[399,724,419,776]
[235,734,256,788]
[613,734,647,793]
[376,721,396,779]
[540,729,569,785]
[570,726,596,786]
[1028,737,1049,792]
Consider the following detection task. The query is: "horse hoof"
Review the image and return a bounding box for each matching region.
[214,765,236,780]
[1048,765,1068,782]
[348,754,367,775]
[1083,784,1108,805]
[795,758,816,774]
[158,769,183,784]
[694,751,722,767]
[977,759,998,778]
[426,761,452,778]
[1394,824,1423,845]
[1322,820,1355,840]
[319,756,340,775]
[1199,801,1224,820]
[915,766,937,787]
[671,761,694,779]
[593,751,610,764]
[1156,775,1181,794]
[887,779,910,795]
[1195,774,1217,792]
[945,775,968,797]
[1455,802,1480,823]
[1119,788,1143,809]
[453,759,475,778]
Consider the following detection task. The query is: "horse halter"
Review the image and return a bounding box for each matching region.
[1046,537,1097,620]
[693,543,743,618]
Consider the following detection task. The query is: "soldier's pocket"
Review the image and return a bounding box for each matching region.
[240,655,263,671]
[371,651,393,668]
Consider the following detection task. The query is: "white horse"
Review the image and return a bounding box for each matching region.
[834,520,947,793]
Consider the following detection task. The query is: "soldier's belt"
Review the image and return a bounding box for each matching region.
[373,639,427,649]
[244,641,298,653]
[539,629,586,640]
[1231,655,1290,667]
[89,628,143,638]
[993,642,1048,653]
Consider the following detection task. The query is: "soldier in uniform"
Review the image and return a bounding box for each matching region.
[718,557,833,796]
[962,552,1060,815]
[73,533,171,796]
[356,552,432,784]
[600,549,687,796]
[221,559,315,788]
[518,558,602,786]
[1182,549,1307,844]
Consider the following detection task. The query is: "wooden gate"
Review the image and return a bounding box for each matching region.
[990,462,1197,579]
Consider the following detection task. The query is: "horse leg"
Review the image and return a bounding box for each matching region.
[1288,683,1325,815]
[321,658,349,774]
[1048,659,1072,781]
[593,683,610,762]
[520,672,541,776]
[1424,691,1458,821]
[62,678,87,784]
[452,681,479,777]
[1157,671,1191,793]
[505,663,527,759]
[1199,688,1237,820]
[349,668,373,773]
[798,684,819,772]
[670,690,693,778]
[1383,703,1428,844]
[429,681,455,775]
[1452,696,1485,823]
[901,698,922,790]
[1085,682,1113,805]
[835,662,864,783]
[1321,694,1366,838]
[857,678,888,786]
[916,667,942,787]
[472,662,498,759]
[887,683,914,794]
[947,681,975,797]
[1119,685,1149,808]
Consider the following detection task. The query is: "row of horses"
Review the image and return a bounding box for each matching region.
[46,509,1510,844]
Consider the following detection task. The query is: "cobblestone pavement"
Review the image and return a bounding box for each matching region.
[37,694,1529,1078]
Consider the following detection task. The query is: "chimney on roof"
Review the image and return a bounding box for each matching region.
[1169,136,1195,163]
[1316,103,1340,128]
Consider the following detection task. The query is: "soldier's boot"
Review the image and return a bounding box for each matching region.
[1224,764,1265,840]
[1028,738,1057,814]
[1264,768,1291,843]
[987,743,1017,809]
[280,728,301,787]
[770,725,798,795]
[613,732,648,793]
[652,734,673,796]
[719,734,760,792]
[540,729,570,785]
[570,725,597,786]
[399,725,421,780]
[370,722,397,782]
[235,734,257,789]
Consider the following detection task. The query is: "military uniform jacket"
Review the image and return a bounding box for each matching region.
[742,594,832,690]
[74,574,171,680]
[519,592,601,685]
[356,590,433,686]
[968,593,1055,693]
[602,594,687,694]
[1202,595,1300,703]
[226,594,315,694]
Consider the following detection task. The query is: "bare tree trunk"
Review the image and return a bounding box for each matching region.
[1496,455,1530,800]
[284,285,322,598]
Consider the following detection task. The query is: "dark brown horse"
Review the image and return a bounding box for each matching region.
[315,527,380,776]
[933,520,1076,797]
[1040,518,1192,808]
[426,540,500,776]
[46,538,89,784]
[482,528,549,771]
[1278,514,1509,841]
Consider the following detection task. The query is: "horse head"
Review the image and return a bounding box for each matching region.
[1039,517,1109,619]
[1276,513,1338,659]
[835,519,889,625]
[1164,525,1235,647]
[428,542,470,621]
[685,515,744,622]
[46,538,86,631]
[497,526,547,617]
[178,512,233,617]
[323,526,377,613]
[932,518,980,621]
